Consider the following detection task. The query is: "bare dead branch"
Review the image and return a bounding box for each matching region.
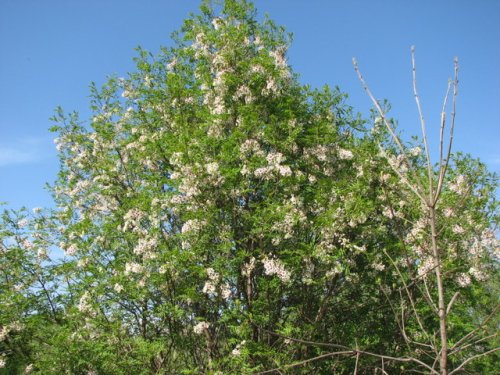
[353,58,427,202]
[411,46,434,200]
[448,347,500,375]
[446,292,459,315]
[433,57,459,205]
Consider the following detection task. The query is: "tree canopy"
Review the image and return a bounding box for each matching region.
[0,1,498,374]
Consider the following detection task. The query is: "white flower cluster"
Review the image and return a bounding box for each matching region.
[203,268,232,300]
[303,145,331,163]
[449,175,467,195]
[181,219,205,234]
[263,256,291,283]
[133,237,158,259]
[271,206,307,245]
[220,283,232,300]
[231,340,246,356]
[17,218,29,228]
[456,273,471,287]
[204,161,224,186]
[202,268,220,296]
[443,207,454,218]
[193,321,210,335]
[240,139,264,157]
[408,147,422,157]
[77,291,93,313]
[125,262,144,275]
[253,152,292,180]
[338,148,354,160]
[417,256,435,277]
[123,208,146,233]
[114,283,124,293]
[0,326,9,342]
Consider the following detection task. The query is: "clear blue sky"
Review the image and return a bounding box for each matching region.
[1,0,499,210]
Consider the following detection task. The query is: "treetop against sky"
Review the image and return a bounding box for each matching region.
[0,0,499,209]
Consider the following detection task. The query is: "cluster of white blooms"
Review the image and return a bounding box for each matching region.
[443,207,454,218]
[24,364,34,374]
[204,161,224,186]
[193,321,210,335]
[456,273,471,287]
[171,164,202,200]
[262,77,279,96]
[0,358,5,369]
[133,237,158,259]
[17,218,29,228]
[65,243,78,256]
[406,217,428,243]
[387,153,409,174]
[211,17,224,30]
[0,326,9,342]
[269,47,287,69]
[271,206,307,245]
[448,175,467,195]
[372,262,386,272]
[468,266,486,281]
[233,84,254,103]
[382,206,395,219]
[417,256,435,277]
[452,224,465,234]
[240,139,264,157]
[250,64,266,74]
[220,283,232,300]
[122,208,146,233]
[252,152,292,180]
[202,268,220,296]
[78,291,93,313]
[113,283,124,293]
[338,148,354,160]
[263,256,291,283]
[21,238,34,250]
[303,145,331,163]
[231,340,246,356]
[408,146,422,157]
[181,219,205,234]
[191,32,210,58]
[125,262,144,275]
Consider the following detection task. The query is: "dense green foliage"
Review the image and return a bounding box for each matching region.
[1,1,498,374]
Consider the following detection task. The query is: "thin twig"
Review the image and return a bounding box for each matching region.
[433,57,459,205]
[353,58,427,202]
[448,347,500,375]
[411,46,433,202]
[446,292,459,315]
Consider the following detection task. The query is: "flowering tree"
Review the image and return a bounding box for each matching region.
[350,51,499,375]
[1,0,497,374]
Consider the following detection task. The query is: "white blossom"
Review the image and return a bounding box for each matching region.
[409,147,422,156]
[338,148,354,160]
[457,273,471,287]
[114,283,124,293]
[263,256,291,283]
[193,321,210,335]
[78,291,93,313]
[17,218,29,228]
[221,283,232,300]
